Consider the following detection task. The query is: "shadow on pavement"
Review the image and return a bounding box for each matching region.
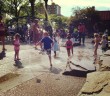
[50,67,62,74]
[104,54,110,56]
[14,60,24,68]
[73,43,81,46]
[0,50,6,60]
[62,70,95,77]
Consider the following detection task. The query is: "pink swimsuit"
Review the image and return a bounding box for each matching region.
[14,39,20,51]
[66,40,72,49]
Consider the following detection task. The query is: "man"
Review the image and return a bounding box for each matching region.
[81,23,86,44]
[33,19,40,46]
[78,23,86,44]
[0,16,6,50]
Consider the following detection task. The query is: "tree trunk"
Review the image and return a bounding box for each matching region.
[29,0,35,21]
[44,0,48,21]
[15,2,19,31]
[31,2,35,20]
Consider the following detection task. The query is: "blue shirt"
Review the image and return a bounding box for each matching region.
[41,36,53,50]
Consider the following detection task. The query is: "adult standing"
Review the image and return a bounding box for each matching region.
[81,23,86,44]
[78,23,86,44]
[33,19,40,46]
[0,16,6,50]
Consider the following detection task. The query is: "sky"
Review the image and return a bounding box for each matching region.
[47,0,110,17]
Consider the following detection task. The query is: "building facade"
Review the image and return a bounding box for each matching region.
[47,3,61,15]
[98,11,110,21]
[97,11,110,33]
[37,2,61,15]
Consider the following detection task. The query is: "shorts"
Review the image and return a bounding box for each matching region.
[45,49,51,55]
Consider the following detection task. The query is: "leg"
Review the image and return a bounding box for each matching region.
[78,33,81,44]
[94,48,97,56]
[54,51,56,57]
[67,49,70,57]
[1,36,5,50]
[16,50,20,60]
[71,46,73,55]
[82,33,85,44]
[48,55,52,67]
[47,50,52,67]
[14,51,17,60]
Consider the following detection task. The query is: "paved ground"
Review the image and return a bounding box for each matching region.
[0,38,103,96]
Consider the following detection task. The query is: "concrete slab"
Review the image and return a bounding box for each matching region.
[0,38,104,95]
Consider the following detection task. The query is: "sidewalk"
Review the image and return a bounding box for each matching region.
[0,39,109,96]
[0,44,86,96]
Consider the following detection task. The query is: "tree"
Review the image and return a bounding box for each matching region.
[2,0,29,27]
[29,0,36,20]
[0,0,4,15]
[70,6,100,34]
[49,14,68,30]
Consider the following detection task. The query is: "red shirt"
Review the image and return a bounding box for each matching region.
[78,24,86,33]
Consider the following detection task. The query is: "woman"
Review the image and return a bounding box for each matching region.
[0,16,6,50]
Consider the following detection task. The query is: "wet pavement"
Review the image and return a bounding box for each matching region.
[0,38,103,96]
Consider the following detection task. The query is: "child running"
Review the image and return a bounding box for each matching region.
[36,32,53,68]
[13,33,21,61]
[65,35,73,57]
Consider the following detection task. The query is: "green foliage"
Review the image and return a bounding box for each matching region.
[49,14,69,30]
[70,6,100,24]
[35,2,44,16]
[0,0,4,15]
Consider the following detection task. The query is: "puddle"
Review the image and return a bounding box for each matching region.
[0,73,20,83]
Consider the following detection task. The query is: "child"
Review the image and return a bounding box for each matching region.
[52,34,59,57]
[65,36,73,57]
[13,33,21,61]
[36,32,53,68]
[100,35,108,53]
[93,33,100,56]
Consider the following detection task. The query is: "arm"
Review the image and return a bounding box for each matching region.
[100,40,102,44]
[36,40,41,46]
[13,40,15,45]
[65,41,67,47]
[36,38,44,49]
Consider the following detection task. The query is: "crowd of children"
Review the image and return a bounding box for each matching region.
[5,30,107,69]
[0,17,109,69]
[93,33,108,56]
